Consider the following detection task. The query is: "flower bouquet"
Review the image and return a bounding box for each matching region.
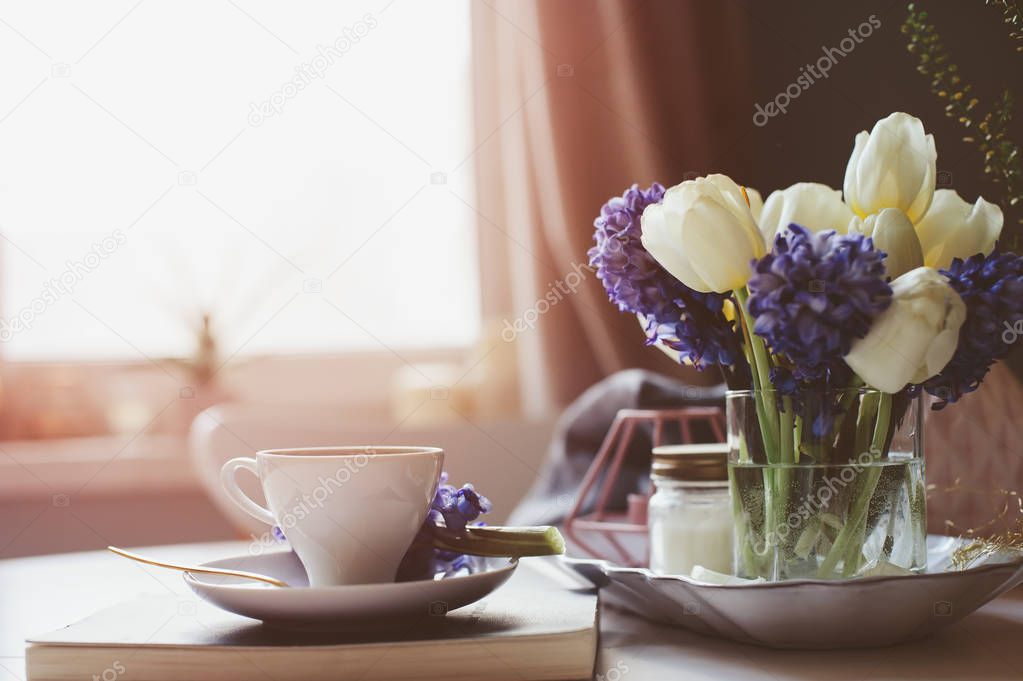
[589,112,1023,580]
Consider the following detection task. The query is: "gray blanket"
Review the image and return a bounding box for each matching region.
[508,369,725,526]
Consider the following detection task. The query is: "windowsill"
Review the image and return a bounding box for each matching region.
[0,341,519,502]
[0,433,198,501]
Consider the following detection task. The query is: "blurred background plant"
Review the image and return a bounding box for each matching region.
[903,1,1023,252]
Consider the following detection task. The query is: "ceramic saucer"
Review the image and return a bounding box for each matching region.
[185,550,517,628]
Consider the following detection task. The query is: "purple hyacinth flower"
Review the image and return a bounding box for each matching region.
[588,182,671,318]
[397,472,493,581]
[770,366,799,397]
[925,252,1023,408]
[749,224,892,383]
[454,484,492,521]
[588,182,741,369]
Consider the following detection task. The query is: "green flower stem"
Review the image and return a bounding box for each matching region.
[871,393,892,452]
[738,433,751,464]
[779,397,794,464]
[828,378,864,457]
[732,287,793,579]
[853,391,880,458]
[737,291,779,444]
[729,465,760,576]
[817,393,892,578]
[735,327,773,460]
[733,288,779,463]
[841,516,868,578]
[769,397,796,558]
[747,362,774,461]
[433,526,565,557]
[793,415,804,463]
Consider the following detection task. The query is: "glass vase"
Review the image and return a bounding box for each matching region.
[727,389,927,581]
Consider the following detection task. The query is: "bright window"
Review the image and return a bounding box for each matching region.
[0,0,479,361]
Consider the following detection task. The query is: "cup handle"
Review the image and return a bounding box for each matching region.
[220,457,275,526]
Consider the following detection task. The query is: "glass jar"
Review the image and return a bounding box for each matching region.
[648,444,733,576]
[727,389,927,581]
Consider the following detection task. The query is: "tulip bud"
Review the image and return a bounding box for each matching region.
[914,189,1003,270]
[844,112,937,224]
[844,267,965,393]
[848,208,924,279]
[641,174,765,293]
[759,182,854,244]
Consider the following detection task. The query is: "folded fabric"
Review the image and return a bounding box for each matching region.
[508,369,725,526]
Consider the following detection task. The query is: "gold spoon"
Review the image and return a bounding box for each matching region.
[107,546,289,587]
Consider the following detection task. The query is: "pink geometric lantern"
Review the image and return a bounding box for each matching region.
[564,406,725,566]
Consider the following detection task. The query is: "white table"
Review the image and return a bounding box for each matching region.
[2,542,1022,680]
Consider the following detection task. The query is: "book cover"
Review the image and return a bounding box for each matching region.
[26,559,598,681]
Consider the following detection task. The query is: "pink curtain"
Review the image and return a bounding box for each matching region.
[470,0,754,415]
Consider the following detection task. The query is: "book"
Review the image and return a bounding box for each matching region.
[26,560,597,681]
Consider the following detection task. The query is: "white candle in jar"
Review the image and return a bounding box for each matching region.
[647,444,734,576]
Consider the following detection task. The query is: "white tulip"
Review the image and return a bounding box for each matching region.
[844,112,937,224]
[759,182,854,244]
[746,187,764,223]
[914,189,1003,270]
[641,174,766,293]
[848,208,923,279]
[844,267,965,393]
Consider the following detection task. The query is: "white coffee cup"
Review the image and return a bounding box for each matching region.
[220,446,443,587]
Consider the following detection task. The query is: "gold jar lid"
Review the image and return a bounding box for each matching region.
[651,443,729,481]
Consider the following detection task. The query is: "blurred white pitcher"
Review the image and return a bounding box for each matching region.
[221,446,443,586]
